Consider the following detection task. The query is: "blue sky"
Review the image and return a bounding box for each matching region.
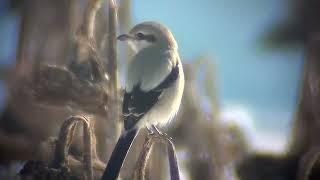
[132,0,303,151]
[0,2,19,111]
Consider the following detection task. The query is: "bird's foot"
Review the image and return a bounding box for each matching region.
[146,126,155,135]
[151,125,173,141]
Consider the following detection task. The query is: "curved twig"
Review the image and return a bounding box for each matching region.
[132,130,181,180]
[81,0,104,40]
[70,0,106,83]
[51,115,93,180]
[51,116,78,169]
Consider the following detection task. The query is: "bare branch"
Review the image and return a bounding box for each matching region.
[107,0,120,124]
[69,0,107,81]
[107,0,118,79]
[103,0,122,147]
[81,0,104,40]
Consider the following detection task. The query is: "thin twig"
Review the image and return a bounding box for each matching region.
[51,116,78,169]
[133,134,155,180]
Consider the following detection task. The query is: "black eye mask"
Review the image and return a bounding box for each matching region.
[136,33,156,42]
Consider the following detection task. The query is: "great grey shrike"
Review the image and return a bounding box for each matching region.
[101,21,185,180]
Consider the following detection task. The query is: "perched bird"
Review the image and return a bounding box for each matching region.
[101,21,185,180]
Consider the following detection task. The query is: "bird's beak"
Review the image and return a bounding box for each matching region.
[117,34,134,41]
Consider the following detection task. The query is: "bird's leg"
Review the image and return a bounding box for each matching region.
[151,125,161,135]
[151,125,172,141]
[146,126,154,135]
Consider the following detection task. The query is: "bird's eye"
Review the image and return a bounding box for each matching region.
[136,32,144,39]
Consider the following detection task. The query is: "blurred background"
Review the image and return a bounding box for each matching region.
[1,0,319,179]
[131,0,303,153]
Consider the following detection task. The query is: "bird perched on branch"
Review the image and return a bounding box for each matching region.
[101,21,185,180]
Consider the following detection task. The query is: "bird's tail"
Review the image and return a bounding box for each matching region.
[101,128,138,180]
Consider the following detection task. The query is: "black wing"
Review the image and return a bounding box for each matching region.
[123,63,179,130]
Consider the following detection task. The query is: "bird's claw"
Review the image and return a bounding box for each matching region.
[151,125,173,141]
[146,126,155,135]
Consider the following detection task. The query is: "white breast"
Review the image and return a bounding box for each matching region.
[125,48,174,92]
[138,61,185,128]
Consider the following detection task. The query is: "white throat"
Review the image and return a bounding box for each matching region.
[128,40,152,53]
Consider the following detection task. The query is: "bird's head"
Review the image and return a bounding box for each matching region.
[117,21,178,53]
